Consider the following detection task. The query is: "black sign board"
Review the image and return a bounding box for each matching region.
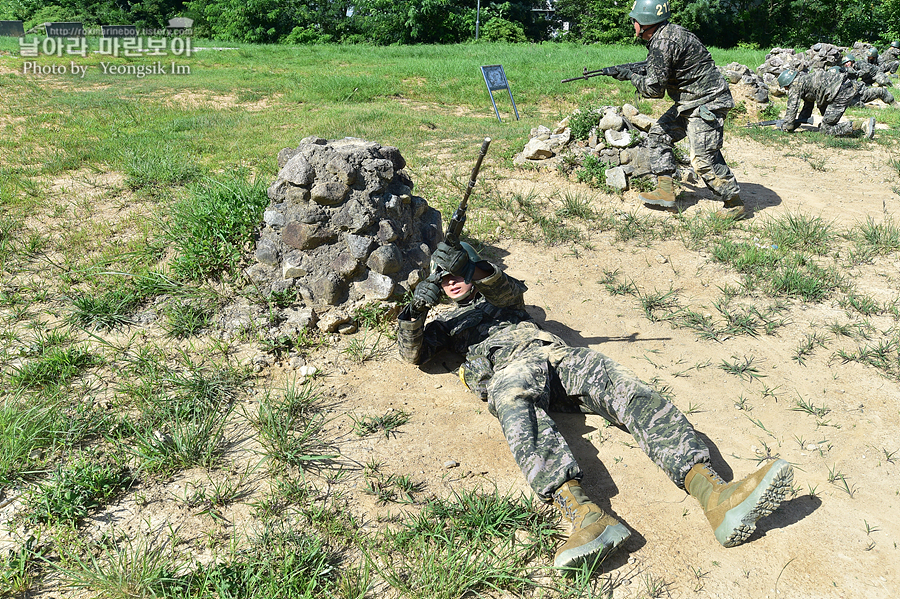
[0,20,25,37]
[46,22,85,37]
[102,25,138,37]
[480,65,519,123]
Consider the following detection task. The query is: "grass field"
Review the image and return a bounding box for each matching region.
[2,39,900,597]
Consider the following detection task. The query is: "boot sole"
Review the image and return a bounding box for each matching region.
[554,523,631,570]
[715,459,794,547]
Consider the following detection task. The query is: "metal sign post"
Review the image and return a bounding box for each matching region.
[480,65,519,123]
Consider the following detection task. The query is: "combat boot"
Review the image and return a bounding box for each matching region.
[685,459,793,548]
[639,176,677,210]
[715,195,750,220]
[865,117,876,139]
[551,480,630,569]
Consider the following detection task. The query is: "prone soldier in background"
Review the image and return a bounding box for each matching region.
[397,239,794,570]
[778,68,876,138]
[611,0,745,219]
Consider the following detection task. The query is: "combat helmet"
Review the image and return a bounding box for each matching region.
[891,40,900,49]
[629,0,671,26]
[430,242,482,300]
[777,69,798,88]
[868,47,879,60]
[842,55,856,65]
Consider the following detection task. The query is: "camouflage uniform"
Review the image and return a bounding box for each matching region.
[847,61,893,87]
[849,79,895,106]
[879,47,899,74]
[784,70,856,136]
[397,264,709,500]
[625,21,740,203]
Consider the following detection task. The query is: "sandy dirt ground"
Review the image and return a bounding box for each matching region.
[321,127,900,598]
[3,86,900,599]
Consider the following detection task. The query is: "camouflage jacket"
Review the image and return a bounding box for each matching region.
[629,21,733,114]
[881,47,900,64]
[396,264,563,400]
[847,62,891,86]
[784,69,852,128]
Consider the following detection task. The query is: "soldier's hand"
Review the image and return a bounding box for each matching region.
[412,277,442,310]
[612,66,633,81]
[431,242,469,277]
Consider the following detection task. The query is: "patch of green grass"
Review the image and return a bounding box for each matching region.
[0,536,47,596]
[555,189,598,220]
[351,409,410,438]
[763,211,835,254]
[252,379,338,474]
[69,288,140,330]
[53,531,187,599]
[719,355,765,381]
[10,343,98,390]
[164,175,269,281]
[163,300,215,338]
[121,143,203,191]
[637,287,682,322]
[847,216,900,260]
[576,154,614,192]
[372,488,557,597]
[26,455,133,526]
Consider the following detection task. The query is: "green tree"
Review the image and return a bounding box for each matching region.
[553,0,632,44]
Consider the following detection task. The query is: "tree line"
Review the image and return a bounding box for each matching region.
[3,0,899,48]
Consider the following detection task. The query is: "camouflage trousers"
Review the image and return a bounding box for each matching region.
[851,83,894,106]
[649,104,740,202]
[485,343,709,500]
[800,83,856,137]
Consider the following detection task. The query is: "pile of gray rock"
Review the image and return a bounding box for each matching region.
[246,136,442,311]
[721,62,770,103]
[514,103,657,191]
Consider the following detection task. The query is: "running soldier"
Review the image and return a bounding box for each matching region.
[397,240,794,570]
[778,68,875,138]
[609,0,745,218]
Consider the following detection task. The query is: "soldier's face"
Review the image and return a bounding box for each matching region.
[441,274,473,300]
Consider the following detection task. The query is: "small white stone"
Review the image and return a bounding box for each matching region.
[444,460,459,469]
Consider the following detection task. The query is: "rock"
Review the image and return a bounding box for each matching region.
[330,252,360,278]
[311,274,344,305]
[523,138,553,160]
[366,244,402,275]
[530,124,552,140]
[337,322,358,335]
[284,307,317,328]
[255,238,279,265]
[605,166,628,191]
[298,364,317,377]
[547,129,571,151]
[310,181,349,206]
[317,310,351,333]
[283,222,336,250]
[263,209,285,228]
[622,103,639,118]
[630,113,655,131]
[605,128,632,148]
[280,155,315,186]
[356,270,395,300]
[281,251,309,279]
[598,111,624,132]
[346,233,374,260]
[444,460,459,469]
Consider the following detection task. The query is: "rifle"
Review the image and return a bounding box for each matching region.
[561,61,648,83]
[444,137,491,247]
[744,116,814,129]
[411,137,491,312]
